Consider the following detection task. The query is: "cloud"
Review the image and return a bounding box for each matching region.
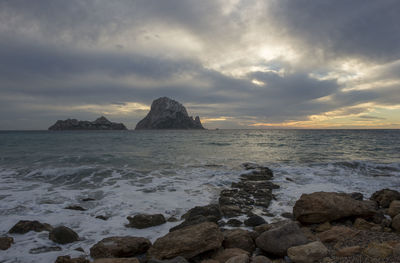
[0,0,399,129]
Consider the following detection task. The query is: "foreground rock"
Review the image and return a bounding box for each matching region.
[127,214,166,229]
[170,204,221,232]
[54,256,89,263]
[287,241,328,263]
[49,116,127,130]
[148,256,188,263]
[93,259,140,263]
[49,226,79,244]
[9,220,53,234]
[255,221,308,257]
[135,97,204,130]
[213,248,249,263]
[293,192,376,224]
[388,200,400,218]
[90,236,151,259]
[316,226,357,243]
[0,236,13,250]
[370,188,400,208]
[147,222,223,259]
[222,229,255,253]
[392,214,400,231]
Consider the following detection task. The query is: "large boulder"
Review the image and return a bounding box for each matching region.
[293,192,376,224]
[9,220,52,234]
[370,189,400,208]
[222,229,255,253]
[212,248,249,263]
[93,259,140,263]
[316,226,357,243]
[255,221,308,257]
[90,236,151,259]
[127,214,166,229]
[147,222,223,260]
[392,214,400,232]
[49,226,79,244]
[388,200,400,218]
[181,204,222,221]
[287,241,328,263]
[135,97,204,130]
[54,256,89,263]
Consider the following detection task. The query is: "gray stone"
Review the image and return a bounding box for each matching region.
[287,241,328,263]
[90,236,151,259]
[370,189,400,208]
[244,215,266,227]
[127,214,166,229]
[148,256,188,263]
[135,97,204,130]
[0,236,13,250]
[147,222,223,260]
[49,226,79,244]
[9,220,53,234]
[255,222,308,257]
[293,192,376,224]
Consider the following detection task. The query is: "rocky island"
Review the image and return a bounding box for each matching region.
[48,116,127,131]
[135,97,204,130]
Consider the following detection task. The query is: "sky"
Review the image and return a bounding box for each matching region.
[1,0,400,130]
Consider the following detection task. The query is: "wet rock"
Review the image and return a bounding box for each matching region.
[75,247,85,252]
[223,229,255,253]
[93,259,140,263]
[287,241,328,263]
[96,215,108,220]
[148,256,188,263]
[82,197,96,201]
[49,226,79,244]
[181,204,222,221]
[255,221,308,257]
[353,218,381,231]
[388,200,400,218]
[167,217,179,222]
[293,192,376,224]
[65,205,87,211]
[220,205,246,218]
[127,214,166,229]
[251,255,273,263]
[29,246,62,254]
[147,222,223,260]
[226,219,242,227]
[90,236,151,259]
[54,256,89,263]
[226,254,249,263]
[363,242,393,258]
[213,248,249,263]
[392,214,400,231]
[335,246,361,257]
[316,226,357,243]
[244,215,266,227]
[0,236,13,250]
[9,220,53,234]
[370,188,400,208]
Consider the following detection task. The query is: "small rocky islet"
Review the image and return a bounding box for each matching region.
[3,164,400,263]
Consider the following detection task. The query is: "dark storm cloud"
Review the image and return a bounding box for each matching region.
[0,0,399,129]
[269,0,400,62]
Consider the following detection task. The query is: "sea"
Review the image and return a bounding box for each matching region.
[0,129,400,262]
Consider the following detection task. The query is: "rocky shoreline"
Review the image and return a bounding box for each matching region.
[1,164,400,263]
